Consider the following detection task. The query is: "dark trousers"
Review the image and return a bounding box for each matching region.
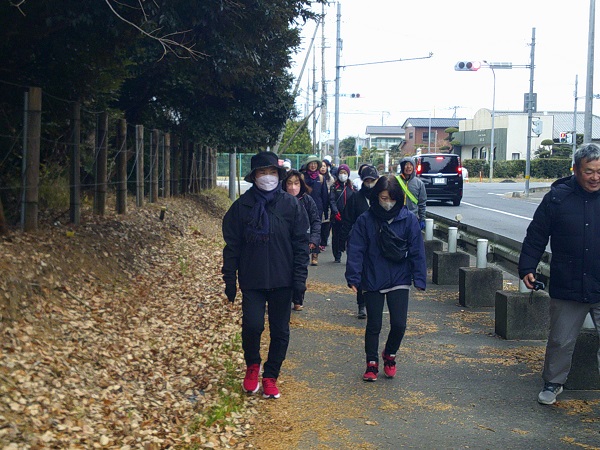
[331,221,343,260]
[320,220,331,247]
[241,287,292,379]
[357,288,365,307]
[364,289,409,363]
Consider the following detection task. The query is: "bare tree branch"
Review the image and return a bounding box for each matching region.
[104,0,205,60]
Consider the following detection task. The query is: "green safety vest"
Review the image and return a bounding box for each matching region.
[395,175,418,205]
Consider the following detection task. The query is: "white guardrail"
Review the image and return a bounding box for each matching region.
[426,211,551,279]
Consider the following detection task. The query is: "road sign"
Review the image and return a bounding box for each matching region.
[524,93,537,112]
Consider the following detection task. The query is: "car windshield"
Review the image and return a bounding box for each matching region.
[420,156,458,174]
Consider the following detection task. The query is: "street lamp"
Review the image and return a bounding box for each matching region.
[455,61,512,181]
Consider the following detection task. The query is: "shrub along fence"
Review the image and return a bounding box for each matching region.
[462,158,572,180]
[0,86,218,233]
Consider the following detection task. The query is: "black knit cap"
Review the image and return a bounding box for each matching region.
[359,165,379,181]
[244,151,286,182]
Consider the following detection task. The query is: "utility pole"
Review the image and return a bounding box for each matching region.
[320,4,327,159]
[312,46,318,154]
[573,74,578,156]
[525,27,536,198]
[333,2,341,167]
[583,0,595,143]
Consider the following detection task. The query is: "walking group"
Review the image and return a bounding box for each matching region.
[221,144,600,405]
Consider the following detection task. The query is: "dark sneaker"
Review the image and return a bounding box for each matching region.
[538,382,563,405]
[382,351,397,378]
[334,257,341,263]
[311,254,319,266]
[242,364,260,394]
[262,377,280,399]
[363,361,378,382]
[357,305,366,319]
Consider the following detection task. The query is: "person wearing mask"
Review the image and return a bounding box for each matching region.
[329,164,355,263]
[518,143,600,405]
[319,160,336,252]
[283,170,321,311]
[222,151,310,399]
[397,157,427,229]
[301,155,329,266]
[282,159,292,173]
[345,175,426,382]
[340,164,379,319]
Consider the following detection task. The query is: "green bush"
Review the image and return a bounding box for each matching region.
[39,163,70,210]
[462,159,488,178]
[531,158,571,178]
[493,160,526,178]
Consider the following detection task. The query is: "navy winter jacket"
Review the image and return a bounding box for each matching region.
[222,188,310,291]
[518,175,600,304]
[299,194,321,246]
[345,206,427,292]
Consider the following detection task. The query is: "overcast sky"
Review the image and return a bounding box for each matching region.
[292,0,598,141]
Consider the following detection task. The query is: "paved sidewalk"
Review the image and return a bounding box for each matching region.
[281,251,600,449]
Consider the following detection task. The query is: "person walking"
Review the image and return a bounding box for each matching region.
[222,151,310,399]
[319,159,336,252]
[397,157,427,229]
[329,164,355,263]
[519,143,600,405]
[345,175,427,382]
[340,164,379,319]
[301,155,329,266]
[283,169,321,311]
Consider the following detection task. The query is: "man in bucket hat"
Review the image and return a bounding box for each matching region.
[222,151,310,399]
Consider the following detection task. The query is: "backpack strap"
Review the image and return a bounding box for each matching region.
[395,175,418,205]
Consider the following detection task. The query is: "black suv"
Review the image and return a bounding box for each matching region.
[415,153,463,206]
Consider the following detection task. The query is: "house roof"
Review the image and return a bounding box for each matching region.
[365,126,405,135]
[401,117,464,129]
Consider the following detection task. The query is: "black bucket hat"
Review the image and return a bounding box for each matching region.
[244,151,286,182]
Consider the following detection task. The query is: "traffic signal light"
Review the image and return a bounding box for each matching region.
[531,119,543,136]
[350,93,361,98]
[559,132,567,143]
[454,61,481,71]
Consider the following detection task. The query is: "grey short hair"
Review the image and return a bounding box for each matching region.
[574,143,600,168]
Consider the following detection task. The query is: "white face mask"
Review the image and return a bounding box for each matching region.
[379,200,396,211]
[364,181,376,189]
[288,185,300,196]
[338,174,348,183]
[255,174,279,192]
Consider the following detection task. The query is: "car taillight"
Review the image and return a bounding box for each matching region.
[416,164,422,175]
[458,166,462,174]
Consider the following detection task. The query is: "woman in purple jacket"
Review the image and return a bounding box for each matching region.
[345,175,426,382]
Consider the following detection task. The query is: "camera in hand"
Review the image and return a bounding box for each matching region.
[531,280,545,291]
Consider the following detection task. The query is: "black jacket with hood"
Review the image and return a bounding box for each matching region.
[518,175,600,304]
[222,188,310,292]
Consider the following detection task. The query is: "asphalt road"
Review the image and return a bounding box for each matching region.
[280,253,600,449]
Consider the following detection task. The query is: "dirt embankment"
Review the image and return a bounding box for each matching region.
[0,192,263,449]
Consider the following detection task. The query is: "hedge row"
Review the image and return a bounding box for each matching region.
[462,159,571,179]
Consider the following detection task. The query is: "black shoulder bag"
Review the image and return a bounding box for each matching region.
[377,220,409,263]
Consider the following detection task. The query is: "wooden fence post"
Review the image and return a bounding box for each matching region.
[70,101,81,225]
[151,129,159,202]
[181,140,190,195]
[210,147,217,188]
[164,133,171,198]
[116,118,127,214]
[22,87,41,232]
[0,196,7,235]
[94,112,108,215]
[172,135,179,196]
[136,125,144,207]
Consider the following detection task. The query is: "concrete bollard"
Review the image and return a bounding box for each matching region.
[424,240,443,269]
[448,227,458,253]
[432,250,470,285]
[459,266,503,307]
[476,239,487,269]
[494,289,550,340]
[425,218,434,241]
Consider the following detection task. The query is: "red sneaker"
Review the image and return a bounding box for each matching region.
[382,352,397,378]
[363,361,378,382]
[262,377,280,399]
[242,364,260,394]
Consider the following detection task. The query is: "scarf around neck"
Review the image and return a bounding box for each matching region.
[245,185,279,243]
[370,200,402,222]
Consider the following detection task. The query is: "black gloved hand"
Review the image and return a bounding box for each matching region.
[294,282,307,295]
[225,284,237,303]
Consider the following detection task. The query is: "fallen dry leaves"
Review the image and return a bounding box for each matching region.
[0,192,259,449]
